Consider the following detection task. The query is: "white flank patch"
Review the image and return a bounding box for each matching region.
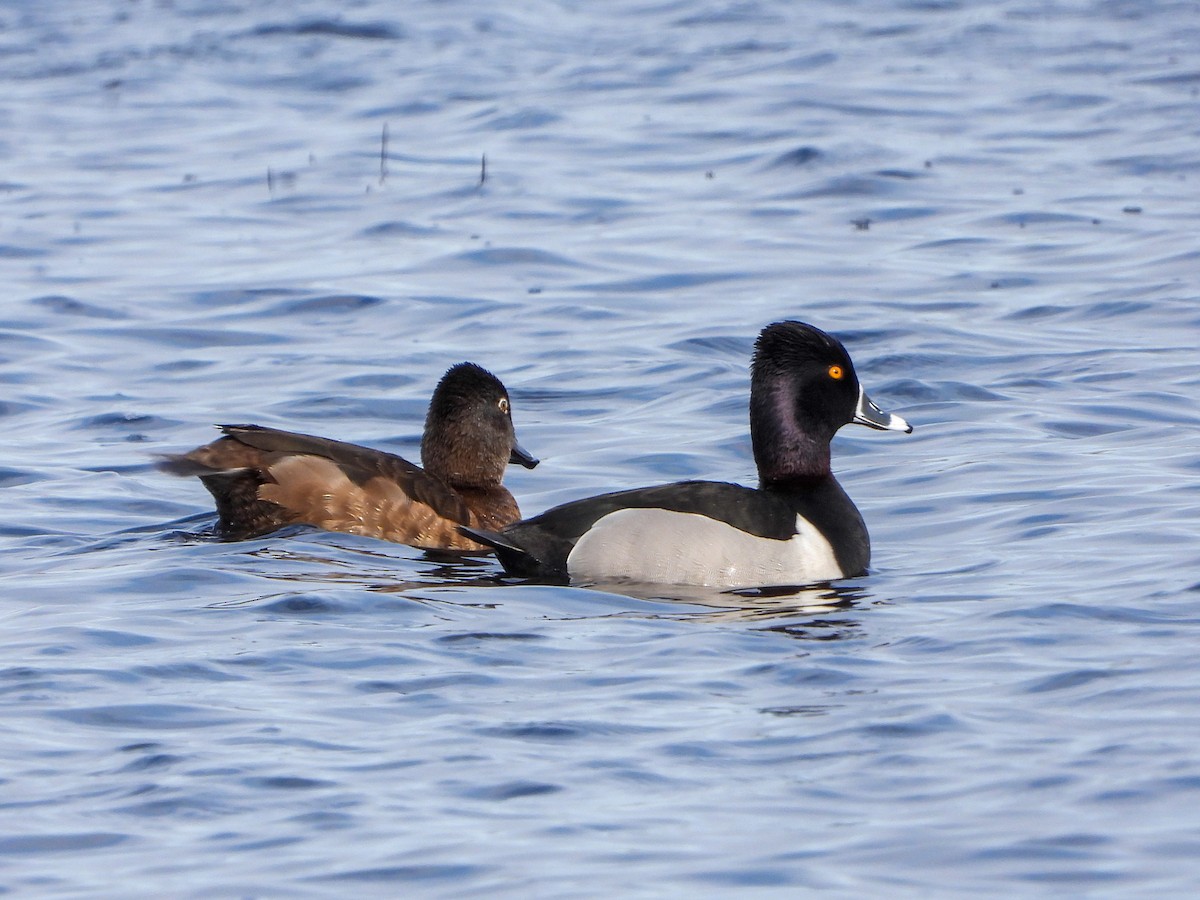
[565,508,843,589]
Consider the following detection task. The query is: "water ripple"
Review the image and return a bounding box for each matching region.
[52,704,239,730]
[0,834,127,854]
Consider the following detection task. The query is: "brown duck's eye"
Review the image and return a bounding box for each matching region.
[498,397,510,414]
[828,365,844,381]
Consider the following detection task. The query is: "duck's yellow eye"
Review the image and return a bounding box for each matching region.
[828,365,844,381]
[498,397,510,414]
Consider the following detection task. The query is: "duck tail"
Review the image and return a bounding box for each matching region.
[457,524,510,552]
[457,525,563,579]
[158,448,291,539]
[155,452,211,477]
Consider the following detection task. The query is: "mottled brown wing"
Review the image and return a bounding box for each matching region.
[256,455,491,549]
[162,425,501,549]
[215,424,474,525]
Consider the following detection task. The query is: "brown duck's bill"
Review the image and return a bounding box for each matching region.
[510,442,540,469]
[853,387,913,434]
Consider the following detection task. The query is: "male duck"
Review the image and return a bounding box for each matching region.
[163,362,538,550]
[461,322,911,588]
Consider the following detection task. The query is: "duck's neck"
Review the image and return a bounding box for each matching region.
[422,429,500,489]
[751,383,835,485]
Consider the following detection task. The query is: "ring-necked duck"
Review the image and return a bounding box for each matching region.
[461,322,911,588]
[162,362,538,550]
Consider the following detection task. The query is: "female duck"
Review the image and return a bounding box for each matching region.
[164,362,538,550]
[461,322,911,588]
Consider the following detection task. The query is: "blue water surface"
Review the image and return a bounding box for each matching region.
[3,0,1200,895]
